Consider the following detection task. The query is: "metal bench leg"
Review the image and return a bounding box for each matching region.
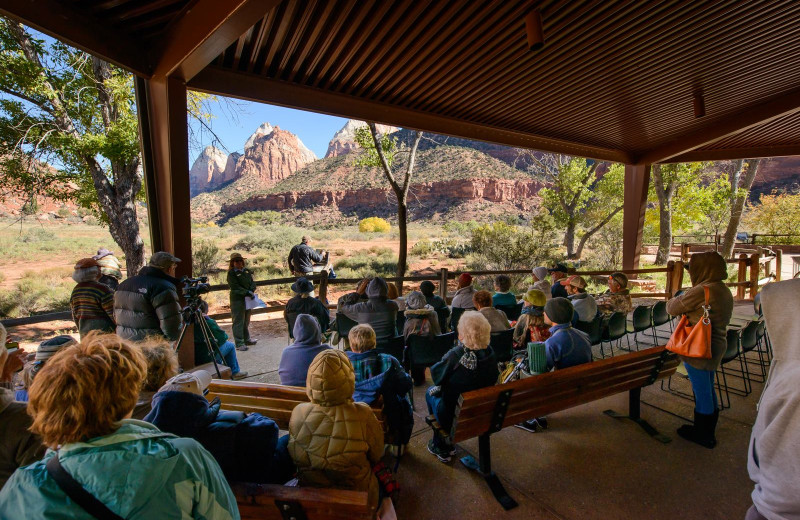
[604,388,671,444]
[460,434,518,511]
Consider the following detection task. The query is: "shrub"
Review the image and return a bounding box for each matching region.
[410,239,433,257]
[193,239,224,276]
[359,217,391,233]
[232,226,303,253]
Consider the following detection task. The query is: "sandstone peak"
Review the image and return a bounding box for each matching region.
[244,122,274,150]
[325,119,399,157]
[190,145,229,195]
[234,127,317,189]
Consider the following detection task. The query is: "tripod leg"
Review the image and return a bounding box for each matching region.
[194,309,223,379]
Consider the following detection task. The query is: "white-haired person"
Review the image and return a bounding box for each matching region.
[70,257,115,339]
[426,311,498,462]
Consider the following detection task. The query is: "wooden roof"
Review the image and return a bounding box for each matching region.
[4,0,800,163]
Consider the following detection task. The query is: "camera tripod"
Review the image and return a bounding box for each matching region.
[174,297,224,379]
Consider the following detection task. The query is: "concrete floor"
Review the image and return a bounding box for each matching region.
[215,301,763,520]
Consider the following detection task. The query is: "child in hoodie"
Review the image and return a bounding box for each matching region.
[279,314,332,386]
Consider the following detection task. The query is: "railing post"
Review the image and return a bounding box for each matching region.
[319,270,329,304]
[439,268,448,301]
[665,261,674,300]
[776,249,783,281]
[750,252,760,300]
[737,254,748,301]
[681,243,690,262]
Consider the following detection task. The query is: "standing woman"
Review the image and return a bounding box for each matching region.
[666,251,733,448]
[228,253,257,351]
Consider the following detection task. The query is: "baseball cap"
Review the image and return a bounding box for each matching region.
[159,370,212,396]
[149,251,181,269]
[560,275,587,289]
[609,272,629,288]
[548,263,568,274]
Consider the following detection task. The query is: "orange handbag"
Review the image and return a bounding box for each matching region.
[666,286,712,359]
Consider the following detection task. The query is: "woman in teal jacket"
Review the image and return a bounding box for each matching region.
[228,252,257,350]
[0,332,239,520]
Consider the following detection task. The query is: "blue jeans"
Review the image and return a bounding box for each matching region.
[216,340,241,375]
[684,363,718,414]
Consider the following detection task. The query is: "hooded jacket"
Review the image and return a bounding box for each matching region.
[144,391,282,484]
[288,350,384,508]
[0,420,239,519]
[451,285,477,309]
[748,279,800,520]
[114,266,182,341]
[666,251,733,370]
[279,314,332,386]
[0,388,45,489]
[338,278,399,342]
[402,308,442,341]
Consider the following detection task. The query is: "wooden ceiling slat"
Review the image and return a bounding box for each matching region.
[112,0,186,21]
[297,0,359,85]
[285,1,339,83]
[275,2,321,78]
[250,7,280,75]
[264,1,305,78]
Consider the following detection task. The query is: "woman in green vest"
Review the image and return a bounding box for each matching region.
[228,253,257,350]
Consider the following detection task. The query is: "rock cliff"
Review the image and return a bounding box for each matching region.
[325,119,399,157]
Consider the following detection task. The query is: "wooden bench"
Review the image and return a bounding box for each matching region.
[429,346,678,510]
[207,380,385,520]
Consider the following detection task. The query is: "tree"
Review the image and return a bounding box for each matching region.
[720,159,762,258]
[650,162,707,264]
[744,192,800,244]
[354,124,422,292]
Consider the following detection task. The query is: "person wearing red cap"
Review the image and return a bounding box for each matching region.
[70,257,115,339]
[451,273,476,310]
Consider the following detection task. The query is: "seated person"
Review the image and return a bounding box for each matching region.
[338,277,398,342]
[70,257,115,339]
[15,335,77,402]
[543,298,593,371]
[560,275,598,322]
[549,263,570,299]
[473,290,511,332]
[0,332,238,519]
[451,273,477,309]
[0,326,45,490]
[145,370,294,485]
[426,312,498,462]
[596,272,633,316]
[530,266,551,298]
[285,277,331,332]
[279,314,332,386]
[513,289,551,348]
[402,291,441,341]
[386,282,406,312]
[420,280,448,312]
[195,301,248,380]
[492,274,517,307]
[133,337,179,419]
[289,349,384,509]
[346,324,414,448]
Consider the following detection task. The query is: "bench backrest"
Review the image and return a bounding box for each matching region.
[234,483,373,520]
[207,380,385,431]
[451,346,678,443]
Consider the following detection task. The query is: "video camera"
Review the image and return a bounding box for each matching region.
[181,276,211,299]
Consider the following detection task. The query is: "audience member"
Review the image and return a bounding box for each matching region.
[596,272,633,315]
[145,370,294,485]
[279,314,332,386]
[747,279,799,520]
[549,264,570,299]
[386,282,406,311]
[0,332,238,519]
[338,277,399,342]
[114,251,182,342]
[473,290,511,332]
[451,273,477,309]
[70,257,115,339]
[93,248,123,290]
[289,349,384,508]
[0,325,45,489]
[543,298,592,371]
[513,289,551,348]
[346,324,414,448]
[420,280,448,312]
[561,275,597,322]
[426,312,498,462]
[195,301,248,380]
[132,337,179,419]
[402,290,441,342]
[285,277,330,332]
[228,252,257,350]
[530,266,551,298]
[15,335,77,403]
[492,274,517,306]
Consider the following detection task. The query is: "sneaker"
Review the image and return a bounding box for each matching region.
[514,419,540,433]
[535,417,548,430]
[244,339,258,346]
[427,439,452,463]
[232,371,249,380]
[235,345,249,351]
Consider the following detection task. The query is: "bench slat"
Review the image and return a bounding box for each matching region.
[209,381,309,400]
[234,483,373,520]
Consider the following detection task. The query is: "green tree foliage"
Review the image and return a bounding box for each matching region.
[744,192,800,243]
[469,208,558,272]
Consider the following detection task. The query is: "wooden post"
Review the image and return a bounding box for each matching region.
[665,261,674,299]
[622,164,651,271]
[776,249,783,281]
[737,254,748,301]
[439,268,448,301]
[318,270,329,304]
[681,243,690,263]
[750,252,760,299]
[670,260,685,298]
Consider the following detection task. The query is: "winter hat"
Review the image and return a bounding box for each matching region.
[75,258,99,269]
[420,280,436,296]
[532,266,549,281]
[523,289,547,307]
[159,370,212,396]
[72,258,101,283]
[149,251,181,269]
[291,277,314,294]
[610,272,629,289]
[406,291,427,310]
[560,275,587,289]
[35,335,77,362]
[544,297,574,325]
[457,273,473,287]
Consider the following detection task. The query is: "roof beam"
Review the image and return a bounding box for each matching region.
[0,0,150,76]
[150,0,281,81]
[636,87,800,164]
[189,66,632,163]
[667,143,800,163]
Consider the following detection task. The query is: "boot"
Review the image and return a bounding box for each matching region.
[677,410,717,449]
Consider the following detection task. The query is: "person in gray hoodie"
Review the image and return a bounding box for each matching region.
[746,279,800,520]
[278,314,332,386]
[338,277,399,342]
[402,290,441,341]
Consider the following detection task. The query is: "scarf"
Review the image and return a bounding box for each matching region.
[458,341,478,370]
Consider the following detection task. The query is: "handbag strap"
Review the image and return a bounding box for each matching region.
[700,285,711,324]
[46,454,125,520]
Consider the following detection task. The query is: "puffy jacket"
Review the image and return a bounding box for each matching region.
[288,243,324,274]
[0,389,45,489]
[114,266,182,341]
[145,391,282,484]
[288,350,384,508]
[0,420,239,519]
[338,278,398,342]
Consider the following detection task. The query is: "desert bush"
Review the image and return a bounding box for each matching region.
[233,226,303,253]
[193,239,224,276]
[410,239,433,257]
[0,270,72,318]
[359,217,391,233]
[19,228,56,243]
[57,207,71,218]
